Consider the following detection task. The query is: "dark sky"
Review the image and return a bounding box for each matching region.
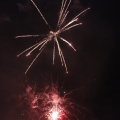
[0,0,119,120]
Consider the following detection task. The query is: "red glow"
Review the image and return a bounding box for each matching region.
[20,83,77,120]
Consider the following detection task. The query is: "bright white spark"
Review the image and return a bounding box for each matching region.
[48,105,62,120]
[16,0,90,74]
[51,111,59,120]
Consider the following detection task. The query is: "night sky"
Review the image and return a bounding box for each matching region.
[0,0,120,120]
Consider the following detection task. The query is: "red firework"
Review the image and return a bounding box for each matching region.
[20,83,79,120]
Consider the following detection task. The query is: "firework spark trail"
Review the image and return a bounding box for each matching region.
[25,39,49,74]
[53,41,56,65]
[26,39,47,56]
[58,0,72,28]
[62,7,90,31]
[59,11,69,27]
[58,0,66,27]
[60,18,79,31]
[62,22,83,32]
[59,37,76,51]
[17,42,40,57]
[55,37,67,70]
[15,35,40,38]
[58,0,68,26]
[30,0,51,30]
[25,47,44,74]
[16,0,90,73]
[20,83,80,120]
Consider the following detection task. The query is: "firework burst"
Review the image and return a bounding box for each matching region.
[16,0,90,74]
[20,83,79,120]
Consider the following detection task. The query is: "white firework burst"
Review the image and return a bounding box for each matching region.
[16,0,90,74]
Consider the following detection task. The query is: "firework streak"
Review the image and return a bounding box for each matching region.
[16,0,90,74]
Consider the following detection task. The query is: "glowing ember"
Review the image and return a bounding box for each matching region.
[16,0,90,74]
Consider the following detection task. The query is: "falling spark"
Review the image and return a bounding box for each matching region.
[20,83,80,120]
[16,0,90,74]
